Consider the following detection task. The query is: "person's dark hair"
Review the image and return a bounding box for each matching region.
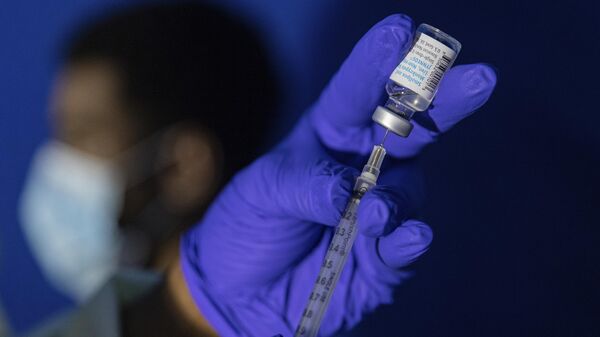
[64,2,277,181]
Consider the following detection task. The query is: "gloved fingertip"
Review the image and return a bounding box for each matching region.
[365,14,415,71]
[461,63,498,96]
[358,195,390,237]
[373,13,415,34]
[427,63,498,133]
[314,163,357,225]
[402,220,433,248]
[358,186,410,238]
[378,220,433,268]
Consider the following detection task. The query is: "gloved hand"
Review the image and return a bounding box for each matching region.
[181,14,496,337]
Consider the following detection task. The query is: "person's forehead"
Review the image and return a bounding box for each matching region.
[51,59,136,158]
[53,60,123,115]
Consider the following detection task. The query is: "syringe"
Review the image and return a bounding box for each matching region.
[294,141,387,337]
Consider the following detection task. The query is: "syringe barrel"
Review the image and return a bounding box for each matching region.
[294,144,388,337]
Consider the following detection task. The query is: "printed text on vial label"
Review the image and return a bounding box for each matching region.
[390,34,455,101]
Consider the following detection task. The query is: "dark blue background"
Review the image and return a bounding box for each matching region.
[1,0,598,336]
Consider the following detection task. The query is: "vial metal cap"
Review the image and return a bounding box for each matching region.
[372,106,413,137]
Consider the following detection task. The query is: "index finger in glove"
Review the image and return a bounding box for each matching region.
[309,14,415,148]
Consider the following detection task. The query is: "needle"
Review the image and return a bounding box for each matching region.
[380,129,389,146]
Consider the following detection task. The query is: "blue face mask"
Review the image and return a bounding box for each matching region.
[19,141,123,302]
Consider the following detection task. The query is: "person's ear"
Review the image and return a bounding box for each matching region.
[158,126,221,215]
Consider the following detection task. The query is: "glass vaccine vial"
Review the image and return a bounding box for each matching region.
[372,23,461,137]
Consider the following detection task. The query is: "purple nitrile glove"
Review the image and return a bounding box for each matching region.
[181,14,496,337]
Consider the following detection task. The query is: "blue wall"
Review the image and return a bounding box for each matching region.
[1,0,598,335]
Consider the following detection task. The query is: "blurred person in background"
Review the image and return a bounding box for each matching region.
[18,2,276,305]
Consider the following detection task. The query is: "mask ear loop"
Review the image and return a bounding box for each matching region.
[119,121,221,201]
[116,124,210,268]
[116,127,178,190]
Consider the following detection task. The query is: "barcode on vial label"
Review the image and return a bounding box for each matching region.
[424,54,451,93]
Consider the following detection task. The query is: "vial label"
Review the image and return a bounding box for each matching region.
[389,33,456,101]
